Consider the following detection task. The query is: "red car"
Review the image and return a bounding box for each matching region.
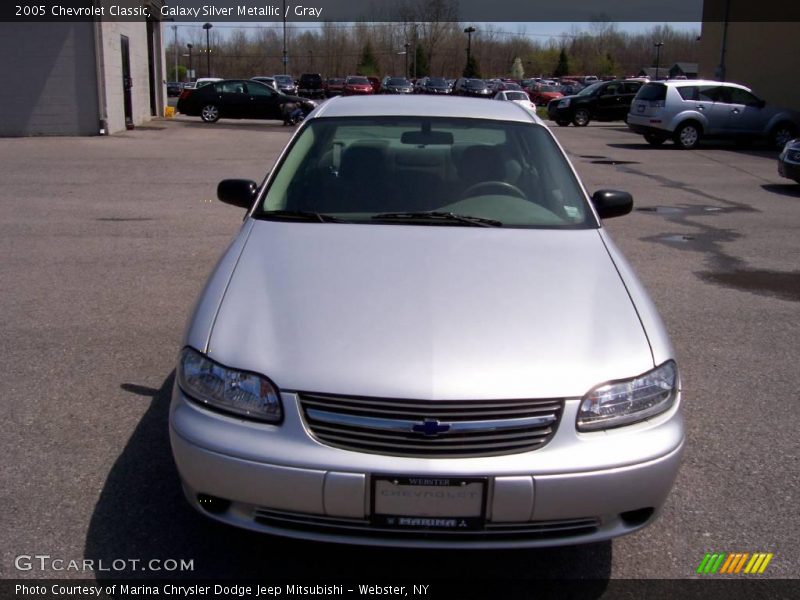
[527,83,564,106]
[343,76,374,95]
[323,77,346,98]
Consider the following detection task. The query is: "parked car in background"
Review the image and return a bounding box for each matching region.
[381,77,414,94]
[528,84,563,106]
[167,82,182,97]
[367,77,382,94]
[423,77,451,95]
[778,138,800,183]
[297,73,325,99]
[272,74,298,96]
[494,81,523,93]
[250,76,277,91]
[627,80,800,149]
[413,77,429,94]
[176,79,314,123]
[453,78,493,98]
[172,94,684,548]
[548,79,645,127]
[493,90,536,113]
[343,76,374,96]
[324,77,346,97]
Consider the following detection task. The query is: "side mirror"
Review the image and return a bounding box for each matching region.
[217,179,258,209]
[591,190,633,219]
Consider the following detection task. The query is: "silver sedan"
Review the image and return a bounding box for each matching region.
[170,96,684,547]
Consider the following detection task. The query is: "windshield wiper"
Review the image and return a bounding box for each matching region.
[260,210,347,223]
[371,211,502,227]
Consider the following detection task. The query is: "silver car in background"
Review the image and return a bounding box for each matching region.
[628,79,800,149]
[170,96,684,547]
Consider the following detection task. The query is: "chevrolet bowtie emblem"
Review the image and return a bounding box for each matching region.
[412,419,451,437]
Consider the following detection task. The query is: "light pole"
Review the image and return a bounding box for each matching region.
[282,0,287,74]
[654,41,664,80]
[464,26,476,75]
[186,43,193,81]
[172,25,178,82]
[202,23,213,77]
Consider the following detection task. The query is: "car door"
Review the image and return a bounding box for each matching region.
[620,82,643,116]
[722,87,769,135]
[695,85,729,135]
[245,81,283,120]
[217,81,250,118]
[595,83,623,120]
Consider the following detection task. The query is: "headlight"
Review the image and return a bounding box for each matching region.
[558,98,571,108]
[577,361,678,432]
[177,347,282,423]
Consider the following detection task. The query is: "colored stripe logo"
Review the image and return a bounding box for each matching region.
[697,552,774,574]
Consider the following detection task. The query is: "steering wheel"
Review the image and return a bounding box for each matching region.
[461,181,526,199]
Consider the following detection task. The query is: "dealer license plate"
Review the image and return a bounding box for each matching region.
[371,475,486,530]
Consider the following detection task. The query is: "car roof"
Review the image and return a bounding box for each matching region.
[655,79,750,91]
[311,95,543,124]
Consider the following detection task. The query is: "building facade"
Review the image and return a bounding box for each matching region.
[699,1,800,112]
[0,7,166,136]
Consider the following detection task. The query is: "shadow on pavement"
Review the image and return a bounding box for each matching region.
[84,372,611,593]
[606,141,778,158]
[761,183,800,197]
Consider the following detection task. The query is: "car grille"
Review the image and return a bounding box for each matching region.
[253,508,598,541]
[297,393,563,457]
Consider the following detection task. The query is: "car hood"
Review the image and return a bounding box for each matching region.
[207,221,654,400]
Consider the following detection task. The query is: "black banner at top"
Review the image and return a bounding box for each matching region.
[3,0,800,23]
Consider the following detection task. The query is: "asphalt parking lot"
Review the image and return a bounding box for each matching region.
[1,115,798,586]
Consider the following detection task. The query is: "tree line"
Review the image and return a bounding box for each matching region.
[168,21,700,82]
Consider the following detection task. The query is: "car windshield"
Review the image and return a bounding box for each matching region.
[257,117,595,229]
[428,78,447,86]
[387,78,410,86]
[274,76,293,84]
[467,80,487,89]
[540,85,559,92]
[577,82,604,96]
[505,92,529,101]
[347,77,370,84]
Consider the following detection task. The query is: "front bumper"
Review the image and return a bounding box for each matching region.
[778,156,800,182]
[170,386,684,548]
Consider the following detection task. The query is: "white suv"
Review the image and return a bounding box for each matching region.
[627,80,800,149]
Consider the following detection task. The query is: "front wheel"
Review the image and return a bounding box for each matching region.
[674,122,701,149]
[573,108,591,127]
[200,104,220,123]
[644,132,667,146]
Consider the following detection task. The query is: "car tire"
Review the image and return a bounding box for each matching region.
[200,104,220,123]
[674,122,701,149]
[573,109,591,127]
[644,132,667,146]
[771,123,797,150]
[556,119,571,127]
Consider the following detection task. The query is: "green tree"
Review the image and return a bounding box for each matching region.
[357,40,380,76]
[510,57,524,80]
[168,65,187,81]
[463,54,481,78]
[553,48,570,78]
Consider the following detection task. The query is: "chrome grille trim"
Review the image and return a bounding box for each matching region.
[298,393,563,457]
[253,507,598,540]
[306,408,557,434]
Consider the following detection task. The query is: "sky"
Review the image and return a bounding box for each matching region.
[173,21,702,43]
